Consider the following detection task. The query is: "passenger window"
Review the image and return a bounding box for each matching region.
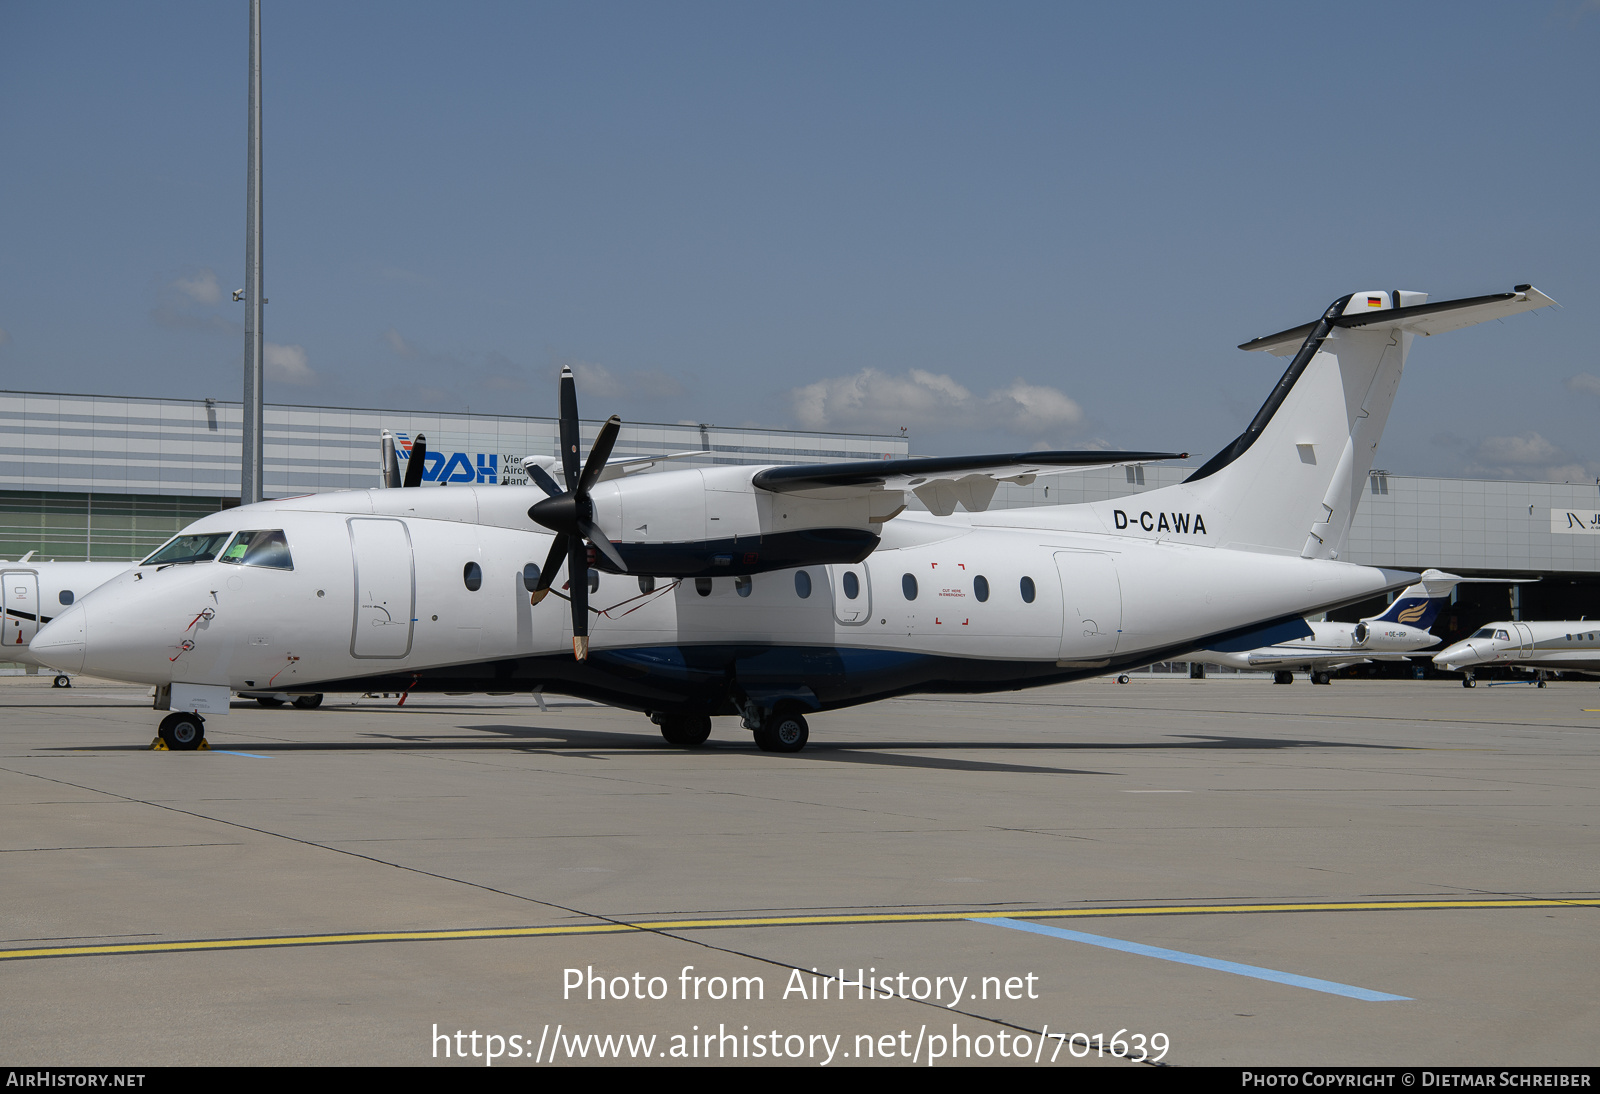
[522,563,541,592]
[973,575,989,603]
[220,530,294,570]
[902,573,918,600]
[735,575,752,597]
[587,571,600,594]
[59,590,74,605]
[1020,576,1036,604]
[842,571,860,599]
[794,570,812,599]
[695,577,713,597]
[638,575,655,594]
[463,562,482,591]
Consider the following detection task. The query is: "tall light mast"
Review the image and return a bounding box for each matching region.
[241,0,264,505]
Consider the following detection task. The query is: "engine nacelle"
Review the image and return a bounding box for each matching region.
[587,465,901,578]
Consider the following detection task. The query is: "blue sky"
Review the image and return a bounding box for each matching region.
[2,2,1596,478]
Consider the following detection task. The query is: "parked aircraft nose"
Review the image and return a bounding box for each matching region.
[30,603,87,674]
[1432,639,1478,670]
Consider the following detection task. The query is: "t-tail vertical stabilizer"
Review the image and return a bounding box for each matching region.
[1093,286,1556,556]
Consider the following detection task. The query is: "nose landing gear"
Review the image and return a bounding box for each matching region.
[153,711,207,751]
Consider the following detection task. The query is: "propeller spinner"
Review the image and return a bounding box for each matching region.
[526,366,625,660]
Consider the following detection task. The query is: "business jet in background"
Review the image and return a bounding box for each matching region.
[30,285,1558,751]
[2,552,133,686]
[1186,570,1529,684]
[1434,620,1600,687]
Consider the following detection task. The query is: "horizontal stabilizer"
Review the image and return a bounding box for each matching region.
[1241,286,1557,357]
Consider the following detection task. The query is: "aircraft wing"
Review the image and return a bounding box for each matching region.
[1241,286,1558,357]
[751,450,1187,516]
[523,450,701,483]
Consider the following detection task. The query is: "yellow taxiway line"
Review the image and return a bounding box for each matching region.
[5,898,1597,962]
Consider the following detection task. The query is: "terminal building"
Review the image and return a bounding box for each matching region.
[6,387,1600,668]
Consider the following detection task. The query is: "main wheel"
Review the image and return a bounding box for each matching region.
[1312,671,1331,686]
[255,696,284,708]
[158,711,205,751]
[293,693,324,709]
[1116,674,1130,684]
[754,711,809,753]
[658,714,711,747]
[1273,671,1293,685]
[52,675,71,688]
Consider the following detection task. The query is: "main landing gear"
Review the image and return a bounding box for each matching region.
[254,693,324,709]
[1311,671,1332,686]
[654,713,712,747]
[753,711,809,753]
[155,711,207,751]
[52,674,71,688]
[1273,671,1294,685]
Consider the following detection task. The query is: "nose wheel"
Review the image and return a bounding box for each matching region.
[155,712,207,751]
[1462,673,1476,689]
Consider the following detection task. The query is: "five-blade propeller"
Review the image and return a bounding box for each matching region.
[526,366,625,660]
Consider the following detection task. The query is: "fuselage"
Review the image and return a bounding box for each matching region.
[2,559,133,666]
[1433,622,1600,675]
[1195,619,1440,672]
[29,478,1408,717]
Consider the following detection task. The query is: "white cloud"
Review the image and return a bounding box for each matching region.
[1565,374,1600,398]
[1474,432,1559,467]
[788,367,1083,442]
[173,268,221,305]
[382,328,416,357]
[1469,432,1597,483]
[567,361,684,402]
[264,342,317,385]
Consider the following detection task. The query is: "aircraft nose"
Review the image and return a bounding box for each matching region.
[30,603,87,674]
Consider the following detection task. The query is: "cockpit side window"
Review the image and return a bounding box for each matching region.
[142,532,234,566]
[1494,630,1510,641]
[219,530,294,570]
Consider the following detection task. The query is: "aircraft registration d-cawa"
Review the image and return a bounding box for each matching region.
[30,285,1557,751]
[1433,620,1600,687]
[1188,569,1528,685]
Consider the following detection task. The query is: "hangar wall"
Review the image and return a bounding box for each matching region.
[0,390,906,561]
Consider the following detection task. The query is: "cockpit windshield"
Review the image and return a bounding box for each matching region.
[141,532,234,566]
[1471,628,1494,638]
[219,529,294,570]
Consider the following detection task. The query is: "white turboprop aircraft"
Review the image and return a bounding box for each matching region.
[1433,621,1600,687]
[1189,569,1527,685]
[2,553,133,685]
[30,285,1556,751]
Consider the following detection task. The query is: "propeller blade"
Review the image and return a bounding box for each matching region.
[579,416,622,494]
[567,536,589,660]
[402,434,427,488]
[527,463,563,498]
[558,366,581,492]
[528,534,568,606]
[580,519,627,571]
